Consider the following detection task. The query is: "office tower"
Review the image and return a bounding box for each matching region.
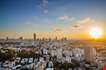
[33,33,36,40]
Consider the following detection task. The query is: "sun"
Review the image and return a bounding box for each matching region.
[89,27,102,39]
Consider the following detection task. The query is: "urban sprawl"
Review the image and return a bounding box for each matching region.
[0,33,106,70]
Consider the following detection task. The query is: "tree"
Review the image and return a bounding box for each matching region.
[17,50,37,64]
[0,48,16,67]
[71,59,80,70]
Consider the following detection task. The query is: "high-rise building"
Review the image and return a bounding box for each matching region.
[84,46,96,62]
[19,37,23,40]
[6,37,8,40]
[33,33,36,40]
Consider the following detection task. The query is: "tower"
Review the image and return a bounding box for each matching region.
[6,37,8,41]
[19,37,23,40]
[33,33,36,40]
[84,46,96,62]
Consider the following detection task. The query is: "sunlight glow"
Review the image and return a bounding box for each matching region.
[89,27,102,39]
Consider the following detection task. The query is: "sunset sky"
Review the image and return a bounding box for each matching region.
[0,0,106,39]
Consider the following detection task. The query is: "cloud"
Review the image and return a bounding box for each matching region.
[77,17,95,24]
[53,28,62,32]
[44,9,48,14]
[42,0,48,14]
[58,16,75,21]
[58,16,69,20]
[43,0,48,7]
[71,17,105,33]
[36,0,48,14]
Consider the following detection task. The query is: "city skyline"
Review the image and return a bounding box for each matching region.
[0,0,106,39]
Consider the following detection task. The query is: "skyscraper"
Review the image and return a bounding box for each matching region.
[33,33,36,40]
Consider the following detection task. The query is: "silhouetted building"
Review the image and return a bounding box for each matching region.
[33,33,36,40]
[6,37,9,41]
[19,37,23,40]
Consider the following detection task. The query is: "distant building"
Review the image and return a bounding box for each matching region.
[6,37,9,40]
[84,46,96,62]
[33,33,36,40]
[19,37,23,40]
[55,36,57,40]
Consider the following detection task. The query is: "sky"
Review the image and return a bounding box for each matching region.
[0,0,106,39]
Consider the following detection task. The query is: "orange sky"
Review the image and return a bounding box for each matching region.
[0,18,106,39]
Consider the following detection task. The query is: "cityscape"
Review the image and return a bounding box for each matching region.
[0,0,106,70]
